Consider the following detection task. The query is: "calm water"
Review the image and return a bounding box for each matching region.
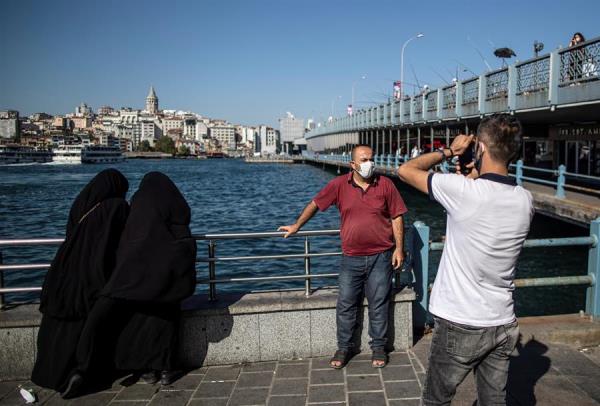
[0,159,589,316]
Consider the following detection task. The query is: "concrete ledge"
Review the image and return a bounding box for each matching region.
[519,313,600,348]
[0,288,415,380]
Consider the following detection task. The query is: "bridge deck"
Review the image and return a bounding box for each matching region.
[1,337,598,405]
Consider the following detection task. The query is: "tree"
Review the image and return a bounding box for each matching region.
[137,140,152,152]
[178,145,191,156]
[154,136,176,155]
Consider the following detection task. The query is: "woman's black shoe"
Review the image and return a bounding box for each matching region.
[61,372,84,399]
[160,370,180,385]
[141,371,159,384]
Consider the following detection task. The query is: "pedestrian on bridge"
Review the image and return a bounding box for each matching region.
[398,114,534,405]
[279,144,408,368]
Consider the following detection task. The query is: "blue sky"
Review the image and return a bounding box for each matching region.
[1,0,599,127]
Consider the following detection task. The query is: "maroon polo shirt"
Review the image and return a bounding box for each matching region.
[313,173,408,256]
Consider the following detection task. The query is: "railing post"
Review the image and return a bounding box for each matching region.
[556,164,566,198]
[548,50,560,106]
[395,154,399,168]
[478,74,487,115]
[516,159,523,186]
[304,237,311,296]
[586,218,600,319]
[411,221,430,329]
[387,154,391,168]
[0,251,4,310]
[507,64,517,111]
[208,240,217,301]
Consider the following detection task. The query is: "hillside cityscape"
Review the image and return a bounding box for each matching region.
[0,86,312,158]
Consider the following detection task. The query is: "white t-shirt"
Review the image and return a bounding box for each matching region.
[428,172,534,327]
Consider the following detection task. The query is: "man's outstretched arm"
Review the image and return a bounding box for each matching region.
[278,201,318,238]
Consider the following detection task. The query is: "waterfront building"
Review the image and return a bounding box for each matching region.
[209,123,236,150]
[236,125,256,149]
[0,111,19,139]
[145,86,159,114]
[97,105,114,116]
[256,125,280,155]
[183,116,197,139]
[140,119,158,146]
[162,117,183,136]
[279,112,304,154]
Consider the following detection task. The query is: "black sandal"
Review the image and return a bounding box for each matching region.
[330,349,351,369]
[371,349,388,368]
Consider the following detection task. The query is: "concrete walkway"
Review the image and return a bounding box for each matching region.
[1,337,599,406]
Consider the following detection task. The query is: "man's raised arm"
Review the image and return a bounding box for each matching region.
[278,200,318,238]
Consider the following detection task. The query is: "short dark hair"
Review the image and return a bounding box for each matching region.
[351,144,372,161]
[477,114,522,164]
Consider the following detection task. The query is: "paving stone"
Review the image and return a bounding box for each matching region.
[308,385,345,403]
[242,361,277,373]
[188,398,229,406]
[113,383,160,401]
[160,373,203,390]
[310,369,344,384]
[278,359,309,365]
[237,371,275,388]
[188,367,209,375]
[311,356,335,370]
[148,390,193,406]
[388,352,411,366]
[229,387,270,405]
[345,361,379,376]
[0,382,20,402]
[381,365,417,381]
[416,372,426,387]
[275,363,309,378]
[267,394,306,406]
[348,391,386,406]
[388,399,421,406]
[43,391,116,405]
[193,381,236,398]
[203,366,241,381]
[0,381,55,405]
[110,402,149,406]
[271,378,308,395]
[385,381,421,400]
[347,375,383,391]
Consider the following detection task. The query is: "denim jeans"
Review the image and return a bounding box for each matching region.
[336,249,393,351]
[422,317,520,406]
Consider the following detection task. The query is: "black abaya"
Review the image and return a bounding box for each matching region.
[100,172,196,372]
[31,169,129,391]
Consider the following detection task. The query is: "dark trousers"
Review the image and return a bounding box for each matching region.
[336,249,393,351]
[422,317,520,406]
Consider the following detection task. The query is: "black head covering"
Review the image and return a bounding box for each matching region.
[40,169,130,318]
[66,169,128,237]
[103,172,197,303]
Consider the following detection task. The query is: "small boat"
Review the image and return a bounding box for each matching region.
[0,145,53,165]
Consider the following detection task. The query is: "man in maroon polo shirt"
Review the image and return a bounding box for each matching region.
[278,145,407,368]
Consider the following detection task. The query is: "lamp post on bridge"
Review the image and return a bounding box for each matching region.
[351,75,367,115]
[400,33,425,100]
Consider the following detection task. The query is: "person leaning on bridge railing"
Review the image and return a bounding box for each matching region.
[278,144,408,369]
[397,114,535,405]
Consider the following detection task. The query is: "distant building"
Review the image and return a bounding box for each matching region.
[162,117,183,136]
[75,102,93,117]
[279,112,304,154]
[140,120,158,146]
[71,116,92,129]
[30,112,53,121]
[256,125,280,155]
[209,123,236,150]
[0,110,19,139]
[97,106,114,116]
[146,86,159,114]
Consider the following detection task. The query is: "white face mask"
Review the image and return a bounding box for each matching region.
[355,161,375,179]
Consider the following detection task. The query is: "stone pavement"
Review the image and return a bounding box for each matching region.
[1,337,599,406]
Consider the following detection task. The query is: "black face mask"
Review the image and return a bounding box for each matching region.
[474,142,484,174]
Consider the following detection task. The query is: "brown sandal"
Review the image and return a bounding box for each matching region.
[330,349,351,369]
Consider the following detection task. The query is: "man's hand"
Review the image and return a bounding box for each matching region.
[392,248,405,270]
[449,134,475,156]
[455,160,480,179]
[278,224,299,238]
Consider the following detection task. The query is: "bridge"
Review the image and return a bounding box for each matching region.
[305,36,600,184]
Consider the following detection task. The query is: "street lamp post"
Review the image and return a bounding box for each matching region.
[400,33,424,100]
[351,75,367,115]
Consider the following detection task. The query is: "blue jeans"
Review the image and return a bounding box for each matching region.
[422,317,520,405]
[336,249,393,351]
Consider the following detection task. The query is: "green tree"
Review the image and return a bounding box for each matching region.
[155,136,176,155]
[137,140,152,152]
[178,145,191,156]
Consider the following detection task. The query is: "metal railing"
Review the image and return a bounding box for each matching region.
[1,219,599,328]
[517,55,551,94]
[511,160,600,198]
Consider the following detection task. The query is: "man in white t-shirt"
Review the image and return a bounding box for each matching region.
[398,114,534,405]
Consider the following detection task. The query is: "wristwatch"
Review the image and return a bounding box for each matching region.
[437,148,454,161]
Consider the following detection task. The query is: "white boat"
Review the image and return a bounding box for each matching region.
[0,145,53,165]
[53,145,124,164]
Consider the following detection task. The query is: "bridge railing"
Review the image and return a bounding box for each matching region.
[1,220,599,328]
[307,36,600,142]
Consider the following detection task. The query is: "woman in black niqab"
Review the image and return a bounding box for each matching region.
[72,172,197,388]
[31,169,129,391]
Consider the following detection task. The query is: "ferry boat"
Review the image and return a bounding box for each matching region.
[53,145,124,164]
[0,145,53,165]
